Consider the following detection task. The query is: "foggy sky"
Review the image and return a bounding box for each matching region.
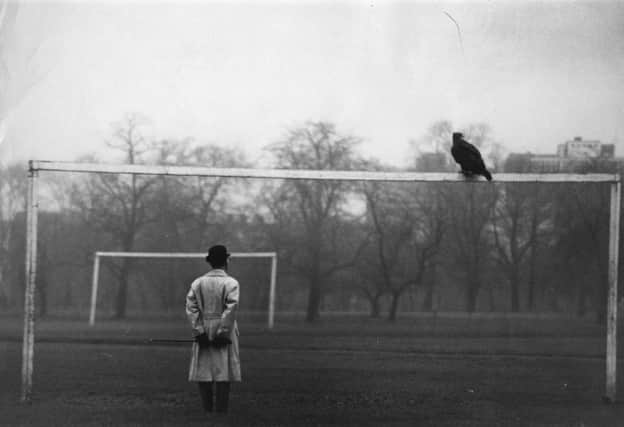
[2,0,623,167]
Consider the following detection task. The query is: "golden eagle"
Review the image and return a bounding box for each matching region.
[451,132,492,181]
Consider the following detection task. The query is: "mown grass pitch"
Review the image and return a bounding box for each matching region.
[2,317,624,426]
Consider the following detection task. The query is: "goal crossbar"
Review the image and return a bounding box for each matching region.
[95,251,277,258]
[21,160,621,404]
[29,160,620,183]
[89,251,278,328]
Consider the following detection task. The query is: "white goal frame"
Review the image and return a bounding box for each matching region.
[88,251,278,328]
[21,160,621,404]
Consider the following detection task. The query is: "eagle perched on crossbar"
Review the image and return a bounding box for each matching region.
[451,132,492,181]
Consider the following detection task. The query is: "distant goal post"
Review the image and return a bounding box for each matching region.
[89,251,278,328]
[21,160,621,404]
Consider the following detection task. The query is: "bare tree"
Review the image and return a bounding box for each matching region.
[411,120,454,160]
[362,180,445,321]
[351,258,386,318]
[265,121,365,321]
[413,121,501,312]
[492,183,551,311]
[185,144,248,250]
[552,160,614,322]
[71,114,156,318]
[0,162,26,307]
[418,185,448,312]
[444,183,498,312]
[495,155,553,311]
[145,138,248,311]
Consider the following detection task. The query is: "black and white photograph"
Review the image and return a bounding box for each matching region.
[1,1,624,426]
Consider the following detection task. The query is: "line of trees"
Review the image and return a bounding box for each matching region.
[0,115,619,322]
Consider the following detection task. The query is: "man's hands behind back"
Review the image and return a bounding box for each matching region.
[195,332,231,348]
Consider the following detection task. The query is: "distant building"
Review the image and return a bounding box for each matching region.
[506,137,621,173]
[557,136,614,159]
[415,152,451,172]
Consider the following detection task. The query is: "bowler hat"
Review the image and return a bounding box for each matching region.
[206,245,230,264]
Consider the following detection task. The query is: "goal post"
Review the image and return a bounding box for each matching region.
[21,160,621,404]
[607,181,621,402]
[88,251,278,328]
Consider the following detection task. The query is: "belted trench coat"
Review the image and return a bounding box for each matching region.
[186,269,241,382]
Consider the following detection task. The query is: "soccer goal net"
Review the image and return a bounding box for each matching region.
[89,251,277,327]
[19,160,621,405]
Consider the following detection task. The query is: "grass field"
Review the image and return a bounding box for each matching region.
[2,315,624,426]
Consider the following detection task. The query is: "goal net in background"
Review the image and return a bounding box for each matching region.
[88,251,277,327]
[17,160,621,403]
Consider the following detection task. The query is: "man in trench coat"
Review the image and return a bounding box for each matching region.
[186,244,241,413]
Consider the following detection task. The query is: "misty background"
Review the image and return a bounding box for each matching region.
[1,1,623,324]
